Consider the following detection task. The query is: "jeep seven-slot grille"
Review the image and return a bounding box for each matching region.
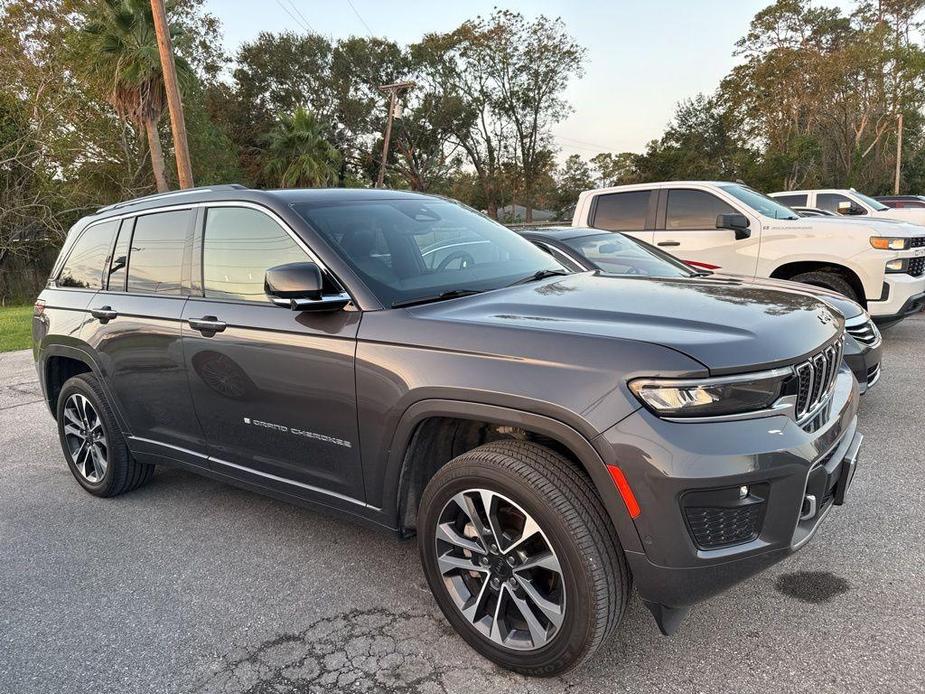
[845,317,880,346]
[794,338,844,422]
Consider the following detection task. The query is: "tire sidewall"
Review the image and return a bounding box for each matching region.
[56,376,119,496]
[418,462,599,676]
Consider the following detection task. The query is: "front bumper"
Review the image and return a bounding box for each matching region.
[843,338,882,394]
[867,274,925,323]
[596,365,860,609]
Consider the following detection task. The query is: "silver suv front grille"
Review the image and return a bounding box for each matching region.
[844,315,881,347]
[794,338,844,422]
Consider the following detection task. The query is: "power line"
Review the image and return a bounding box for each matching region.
[284,0,316,34]
[274,0,312,33]
[344,0,374,37]
[554,134,621,151]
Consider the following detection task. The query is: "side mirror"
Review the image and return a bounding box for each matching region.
[264,262,349,312]
[837,201,864,216]
[716,213,751,240]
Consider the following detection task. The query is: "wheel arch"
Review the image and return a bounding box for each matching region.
[40,344,127,431]
[769,260,867,304]
[386,399,643,554]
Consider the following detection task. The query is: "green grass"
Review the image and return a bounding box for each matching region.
[0,305,34,352]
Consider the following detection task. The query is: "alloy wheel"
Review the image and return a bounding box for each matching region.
[434,488,565,651]
[62,393,108,483]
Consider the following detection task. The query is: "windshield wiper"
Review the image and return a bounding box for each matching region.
[507,268,571,287]
[391,289,484,309]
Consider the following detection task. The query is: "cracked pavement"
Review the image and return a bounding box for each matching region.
[1,316,924,693]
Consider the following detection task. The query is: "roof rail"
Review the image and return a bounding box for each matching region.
[96,184,249,214]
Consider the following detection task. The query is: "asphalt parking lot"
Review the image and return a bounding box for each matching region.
[1,317,924,694]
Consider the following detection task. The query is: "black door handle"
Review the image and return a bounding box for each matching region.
[90,306,118,323]
[188,316,226,336]
[657,241,681,247]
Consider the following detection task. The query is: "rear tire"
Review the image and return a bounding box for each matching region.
[56,373,154,497]
[417,440,629,676]
[789,270,860,303]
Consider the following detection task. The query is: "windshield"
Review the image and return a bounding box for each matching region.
[293,198,566,307]
[852,191,890,211]
[561,233,695,278]
[718,183,799,220]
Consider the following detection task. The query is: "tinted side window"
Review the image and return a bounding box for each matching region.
[817,193,856,214]
[773,194,807,207]
[57,220,119,289]
[665,190,736,229]
[106,220,132,291]
[126,210,191,295]
[591,191,650,231]
[203,207,308,302]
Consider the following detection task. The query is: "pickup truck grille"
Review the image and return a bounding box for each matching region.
[910,236,925,248]
[794,338,844,422]
[845,316,880,347]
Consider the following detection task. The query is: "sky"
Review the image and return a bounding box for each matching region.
[204,0,851,160]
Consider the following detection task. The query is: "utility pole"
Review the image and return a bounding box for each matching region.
[151,0,194,189]
[894,112,903,195]
[375,81,415,188]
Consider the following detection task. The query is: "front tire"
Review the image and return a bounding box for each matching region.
[56,373,154,497]
[417,440,629,676]
[789,269,860,303]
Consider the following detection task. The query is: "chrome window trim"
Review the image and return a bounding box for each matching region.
[64,201,354,304]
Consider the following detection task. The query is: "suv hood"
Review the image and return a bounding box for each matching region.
[414,272,842,374]
[869,207,925,226]
[702,274,864,320]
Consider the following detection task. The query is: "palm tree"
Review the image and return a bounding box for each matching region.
[261,108,341,188]
[78,0,192,192]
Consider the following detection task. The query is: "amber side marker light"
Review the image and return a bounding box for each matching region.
[607,464,641,519]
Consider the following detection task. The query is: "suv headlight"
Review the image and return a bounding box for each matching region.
[629,368,792,418]
[870,236,909,250]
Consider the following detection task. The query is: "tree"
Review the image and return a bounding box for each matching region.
[74,0,197,192]
[261,107,341,187]
[553,154,595,218]
[478,10,585,222]
[590,152,639,187]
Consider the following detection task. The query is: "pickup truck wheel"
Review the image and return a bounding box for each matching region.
[56,374,154,497]
[417,440,628,676]
[789,270,859,303]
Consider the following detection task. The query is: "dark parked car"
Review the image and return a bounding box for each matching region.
[34,186,862,676]
[875,195,925,208]
[519,227,883,393]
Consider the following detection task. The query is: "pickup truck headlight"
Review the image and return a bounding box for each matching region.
[870,236,909,250]
[885,258,908,273]
[629,368,791,418]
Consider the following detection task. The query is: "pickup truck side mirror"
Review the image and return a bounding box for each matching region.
[716,213,751,240]
[837,201,865,216]
[265,262,350,312]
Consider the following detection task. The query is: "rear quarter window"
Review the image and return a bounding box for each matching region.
[590,191,650,231]
[126,209,193,295]
[57,220,119,289]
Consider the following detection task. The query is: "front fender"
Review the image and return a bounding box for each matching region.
[376,398,644,554]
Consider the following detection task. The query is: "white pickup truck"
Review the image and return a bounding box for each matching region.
[572,181,925,325]
[769,188,925,226]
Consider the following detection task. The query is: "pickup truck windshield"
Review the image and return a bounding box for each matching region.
[852,191,890,211]
[293,198,567,307]
[719,184,799,220]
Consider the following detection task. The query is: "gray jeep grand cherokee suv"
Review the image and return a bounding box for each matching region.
[33,186,862,676]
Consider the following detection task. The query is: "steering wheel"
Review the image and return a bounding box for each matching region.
[436,251,475,271]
